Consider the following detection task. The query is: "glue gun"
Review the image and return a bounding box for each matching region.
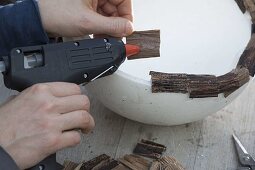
[0,38,140,92]
[0,38,140,170]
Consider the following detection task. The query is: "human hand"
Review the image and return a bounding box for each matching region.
[38,0,133,37]
[0,83,94,169]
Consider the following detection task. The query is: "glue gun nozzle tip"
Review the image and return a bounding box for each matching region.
[125,44,140,58]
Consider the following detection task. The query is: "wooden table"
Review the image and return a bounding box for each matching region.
[0,76,254,170]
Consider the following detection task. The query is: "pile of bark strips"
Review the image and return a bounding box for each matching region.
[63,139,184,170]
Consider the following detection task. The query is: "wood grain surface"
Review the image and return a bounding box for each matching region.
[0,71,253,170]
[126,30,160,60]
[54,78,255,170]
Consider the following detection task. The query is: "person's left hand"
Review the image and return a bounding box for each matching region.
[38,0,133,37]
[0,83,94,169]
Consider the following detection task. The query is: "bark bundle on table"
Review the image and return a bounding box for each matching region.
[63,140,184,170]
[150,156,184,170]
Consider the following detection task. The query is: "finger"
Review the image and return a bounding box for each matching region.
[112,11,119,17]
[44,82,81,97]
[54,95,90,113]
[58,110,95,133]
[92,0,98,11]
[101,2,117,15]
[56,131,81,150]
[109,0,125,6]
[97,8,109,16]
[90,12,133,37]
[109,0,133,21]
[98,0,107,7]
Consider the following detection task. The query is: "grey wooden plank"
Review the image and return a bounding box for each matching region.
[114,114,203,169]
[115,80,255,170]
[192,80,255,170]
[0,73,254,170]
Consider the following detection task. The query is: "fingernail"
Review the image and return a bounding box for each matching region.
[124,21,134,36]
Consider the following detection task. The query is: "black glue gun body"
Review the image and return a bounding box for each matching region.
[2,38,126,92]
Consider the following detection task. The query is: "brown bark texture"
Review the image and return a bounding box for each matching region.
[126,30,160,60]
[243,0,255,23]
[80,154,111,170]
[63,161,79,170]
[235,0,246,13]
[62,140,185,170]
[150,68,250,98]
[150,156,185,170]
[237,34,255,76]
[149,0,255,98]
[133,140,166,159]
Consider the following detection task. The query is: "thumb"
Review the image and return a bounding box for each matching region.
[91,13,134,37]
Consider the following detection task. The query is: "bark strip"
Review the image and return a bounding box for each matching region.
[112,164,130,170]
[243,0,255,23]
[235,0,246,13]
[148,0,255,98]
[80,154,110,170]
[150,68,250,98]
[237,34,255,76]
[63,161,79,170]
[96,160,119,170]
[133,140,166,159]
[150,156,184,170]
[126,30,160,60]
[123,155,151,168]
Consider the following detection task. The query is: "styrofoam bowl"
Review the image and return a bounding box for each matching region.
[86,0,252,125]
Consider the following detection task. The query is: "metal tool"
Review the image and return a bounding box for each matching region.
[233,134,255,170]
[0,38,140,170]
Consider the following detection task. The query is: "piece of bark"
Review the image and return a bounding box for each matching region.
[243,0,255,23]
[150,156,184,170]
[75,164,84,170]
[187,74,219,98]
[140,140,167,152]
[80,154,110,170]
[237,34,255,76]
[112,164,131,170]
[97,160,120,170]
[123,155,151,169]
[150,71,219,97]
[119,158,143,170]
[218,68,250,97]
[63,160,79,170]
[150,68,250,98]
[150,72,188,93]
[235,0,246,13]
[91,159,111,170]
[125,154,151,167]
[126,30,160,60]
[149,161,161,170]
[133,140,166,159]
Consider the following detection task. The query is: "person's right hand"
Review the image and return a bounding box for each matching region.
[38,0,133,37]
[0,82,94,169]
